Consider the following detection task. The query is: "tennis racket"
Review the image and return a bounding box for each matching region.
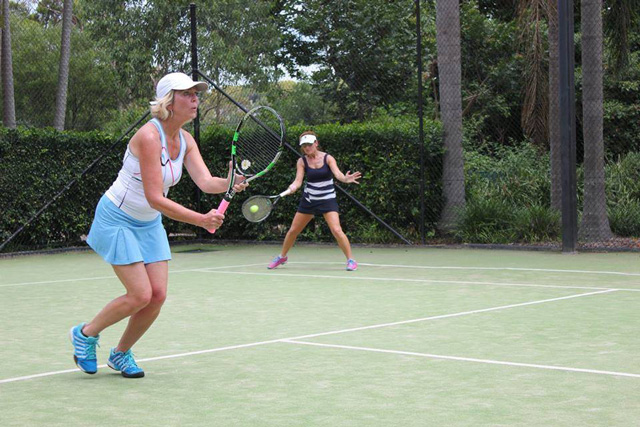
[241,189,292,223]
[209,105,285,233]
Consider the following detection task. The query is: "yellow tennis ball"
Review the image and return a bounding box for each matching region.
[250,204,259,213]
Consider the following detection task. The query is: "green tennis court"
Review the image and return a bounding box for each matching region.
[1,244,639,426]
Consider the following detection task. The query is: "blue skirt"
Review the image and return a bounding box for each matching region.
[87,195,171,265]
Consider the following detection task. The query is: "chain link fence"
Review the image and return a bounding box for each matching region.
[2,0,639,254]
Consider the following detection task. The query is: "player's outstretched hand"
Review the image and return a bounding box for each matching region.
[345,170,362,184]
[201,209,224,230]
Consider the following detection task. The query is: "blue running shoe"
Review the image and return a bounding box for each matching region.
[69,323,99,374]
[108,348,145,378]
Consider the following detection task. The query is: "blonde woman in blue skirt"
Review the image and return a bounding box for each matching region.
[70,73,247,378]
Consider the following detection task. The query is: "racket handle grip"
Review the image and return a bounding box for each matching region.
[208,199,230,234]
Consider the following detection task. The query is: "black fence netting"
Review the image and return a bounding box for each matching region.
[2,0,639,254]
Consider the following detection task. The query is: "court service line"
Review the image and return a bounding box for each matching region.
[4,261,640,288]
[282,340,640,379]
[0,288,615,384]
[201,270,640,292]
[281,289,617,341]
[289,262,640,277]
[0,264,266,288]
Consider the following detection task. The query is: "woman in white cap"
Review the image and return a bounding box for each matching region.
[70,72,247,378]
[268,130,361,271]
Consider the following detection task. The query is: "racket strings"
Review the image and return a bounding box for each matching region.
[236,110,283,175]
[237,133,280,169]
[241,196,274,222]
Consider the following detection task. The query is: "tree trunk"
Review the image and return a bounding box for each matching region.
[435,0,465,232]
[1,0,16,128]
[53,0,73,130]
[519,0,549,148]
[548,0,561,211]
[579,0,612,241]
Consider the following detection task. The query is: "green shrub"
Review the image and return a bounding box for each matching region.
[458,142,559,244]
[512,204,560,242]
[454,198,517,243]
[606,152,640,236]
[608,201,640,237]
[465,142,550,206]
[1,118,444,250]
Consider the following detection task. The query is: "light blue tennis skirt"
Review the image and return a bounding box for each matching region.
[87,195,171,265]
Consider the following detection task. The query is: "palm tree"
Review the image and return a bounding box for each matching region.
[517,0,549,148]
[579,0,612,241]
[1,0,16,128]
[603,0,640,75]
[53,0,73,130]
[547,1,561,212]
[435,0,465,232]
[517,1,561,211]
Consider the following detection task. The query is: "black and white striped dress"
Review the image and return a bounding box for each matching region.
[297,154,339,214]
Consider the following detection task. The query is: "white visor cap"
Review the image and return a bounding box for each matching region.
[299,134,317,145]
[155,72,209,100]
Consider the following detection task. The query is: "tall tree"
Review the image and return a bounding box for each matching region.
[1,0,16,128]
[279,0,416,122]
[77,0,282,110]
[517,0,549,148]
[548,1,561,211]
[436,0,465,231]
[603,0,640,74]
[53,0,73,130]
[579,0,612,241]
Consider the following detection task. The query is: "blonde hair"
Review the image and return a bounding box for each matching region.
[150,91,175,120]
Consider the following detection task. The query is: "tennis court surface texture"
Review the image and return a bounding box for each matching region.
[1,243,639,426]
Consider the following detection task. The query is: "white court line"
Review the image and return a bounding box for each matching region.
[4,261,640,288]
[283,340,640,379]
[0,264,266,288]
[0,340,283,384]
[0,289,616,384]
[282,289,617,340]
[200,270,640,292]
[288,262,640,277]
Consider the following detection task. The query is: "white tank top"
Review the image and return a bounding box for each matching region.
[105,119,186,221]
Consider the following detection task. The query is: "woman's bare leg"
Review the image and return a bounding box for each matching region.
[82,262,153,337]
[280,213,314,257]
[115,261,168,352]
[323,211,353,259]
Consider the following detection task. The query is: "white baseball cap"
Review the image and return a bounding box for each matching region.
[299,134,317,145]
[155,72,209,100]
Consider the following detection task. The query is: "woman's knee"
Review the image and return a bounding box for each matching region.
[330,226,344,237]
[149,288,167,307]
[128,289,153,310]
[287,228,302,238]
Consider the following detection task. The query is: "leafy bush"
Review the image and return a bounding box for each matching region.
[457,142,560,244]
[465,142,551,206]
[1,118,443,251]
[454,198,517,243]
[606,152,640,236]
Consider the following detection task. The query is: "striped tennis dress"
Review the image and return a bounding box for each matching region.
[297,154,339,214]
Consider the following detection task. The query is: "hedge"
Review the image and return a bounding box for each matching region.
[0,119,443,252]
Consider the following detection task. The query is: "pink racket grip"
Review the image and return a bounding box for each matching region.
[208,199,230,234]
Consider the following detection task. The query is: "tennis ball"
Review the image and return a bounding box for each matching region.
[250,204,259,213]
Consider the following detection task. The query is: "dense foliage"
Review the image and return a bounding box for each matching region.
[0,119,443,251]
[2,0,640,251]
